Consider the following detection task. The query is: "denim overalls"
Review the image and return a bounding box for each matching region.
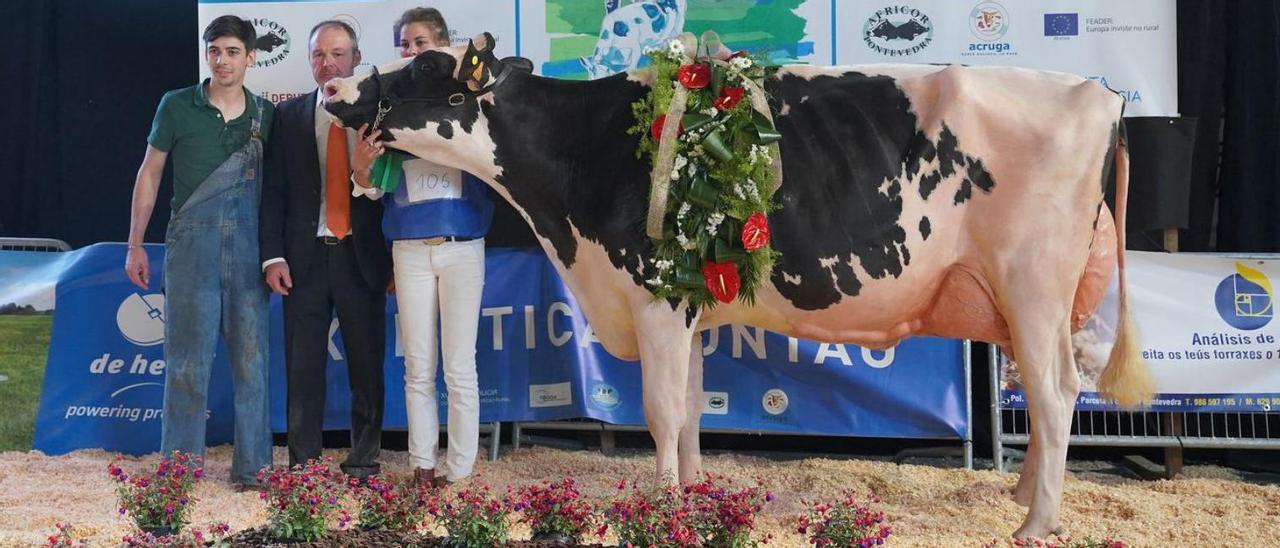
[161,96,271,484]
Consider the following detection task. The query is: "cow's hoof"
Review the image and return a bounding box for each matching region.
[1012,522,1062,540]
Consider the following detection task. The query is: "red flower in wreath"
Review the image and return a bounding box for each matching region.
[702,261,741,303]
[650,113,683,141]
[713,86,745,111]
[741,212,771,251]
[677,63,712,89]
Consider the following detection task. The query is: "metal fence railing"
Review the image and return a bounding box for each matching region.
[990,350,1280,472]
[0,237,71,252]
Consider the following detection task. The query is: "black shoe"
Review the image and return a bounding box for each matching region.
[233,482,266,493]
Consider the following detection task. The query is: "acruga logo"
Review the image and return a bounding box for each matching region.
[1214,262,1273,330]
[117,293,165,346]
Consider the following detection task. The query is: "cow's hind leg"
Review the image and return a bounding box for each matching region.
[678,331,705,483]
[635,303,697,484]
[1004,297,1081,538]
[1012,425,1040,507]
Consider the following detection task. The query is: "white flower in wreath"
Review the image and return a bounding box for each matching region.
[667,39,685,58]
[677,201,691,220]
[702,107,718,118]
[706,212,726,237]
[673,155,688,171]
[646,276,663,287]
[676,231,697,250]
[732,183,746,200]
[654,259,674,271]
[759,145,773,164]
[730,56,753,71]
[670,168,681,181]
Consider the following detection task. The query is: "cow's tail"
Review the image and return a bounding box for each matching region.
[1098,123,1155,408]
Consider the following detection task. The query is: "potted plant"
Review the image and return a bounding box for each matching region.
[107,451,203,537]
[513,477,597,544]
[257,456,352,542]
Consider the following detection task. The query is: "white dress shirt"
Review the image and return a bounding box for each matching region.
[261,90,383,272]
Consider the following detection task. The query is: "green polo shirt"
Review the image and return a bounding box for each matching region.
[146,79,275,209]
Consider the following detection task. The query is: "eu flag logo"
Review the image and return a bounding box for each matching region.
[1044,13,1079,36]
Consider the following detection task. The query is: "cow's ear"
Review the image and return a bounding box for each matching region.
[457,32,499,90]
[470,32,496,53]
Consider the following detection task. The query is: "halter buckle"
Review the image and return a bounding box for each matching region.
[448,93,466,106]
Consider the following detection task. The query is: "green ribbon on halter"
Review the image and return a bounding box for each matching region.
[369,152,405,193]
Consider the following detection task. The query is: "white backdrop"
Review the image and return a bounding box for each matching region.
[197,0,1176,116]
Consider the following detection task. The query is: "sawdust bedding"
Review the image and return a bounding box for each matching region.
[1,445,1277,546]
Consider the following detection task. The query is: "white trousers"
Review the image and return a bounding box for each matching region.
[393,238,485,480]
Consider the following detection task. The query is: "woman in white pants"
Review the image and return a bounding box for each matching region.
[352,7,493,488]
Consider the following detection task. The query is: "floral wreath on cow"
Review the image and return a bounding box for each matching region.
[631,32,783,311]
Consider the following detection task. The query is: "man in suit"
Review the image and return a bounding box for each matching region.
[259,20,390,480]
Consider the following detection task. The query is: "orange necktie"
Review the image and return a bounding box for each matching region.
[325,122,351,239]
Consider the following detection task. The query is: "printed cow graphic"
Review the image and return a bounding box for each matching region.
[581,0,686,80]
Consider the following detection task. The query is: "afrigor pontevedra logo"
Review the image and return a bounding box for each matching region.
[863,5,934,57]
[251,18,290,68]
[1214,262,1273,331]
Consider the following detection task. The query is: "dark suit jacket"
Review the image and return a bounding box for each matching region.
[260,91,390,290]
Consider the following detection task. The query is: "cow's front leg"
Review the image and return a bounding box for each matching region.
[678,331,705,483]
[634,302,697,484]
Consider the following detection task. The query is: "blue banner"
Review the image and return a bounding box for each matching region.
[31,244,967,455]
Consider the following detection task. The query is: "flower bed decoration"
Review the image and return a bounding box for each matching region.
[257,457,352,542]
[107,451,203,536]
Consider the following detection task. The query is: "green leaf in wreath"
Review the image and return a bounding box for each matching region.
[702,128,733,162]
[687,175,719,209]
[714,238,748,263]
[674,267,705,288]
[711,64,726,99]
[683,112,714,134]
[696,230,713,258]
[752,110,782,145]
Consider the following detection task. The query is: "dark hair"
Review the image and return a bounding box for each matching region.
[203,15,256,50]
[395,7,450,46]
[309,20,360,49]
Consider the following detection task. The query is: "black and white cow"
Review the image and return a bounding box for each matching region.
[323,34,1152,537]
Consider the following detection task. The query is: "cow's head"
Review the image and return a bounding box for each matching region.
[323,32,515,175]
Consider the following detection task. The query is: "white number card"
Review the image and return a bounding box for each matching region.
[403,159,462,203]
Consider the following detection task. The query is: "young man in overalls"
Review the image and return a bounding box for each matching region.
[125,15,274,490]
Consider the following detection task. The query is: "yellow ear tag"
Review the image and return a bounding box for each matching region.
[471,55,479,65]
[471,61,485,82]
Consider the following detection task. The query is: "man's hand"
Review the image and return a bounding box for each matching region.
[265,262,293,296]
[125,247,150,290]
[352,123,384,188]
